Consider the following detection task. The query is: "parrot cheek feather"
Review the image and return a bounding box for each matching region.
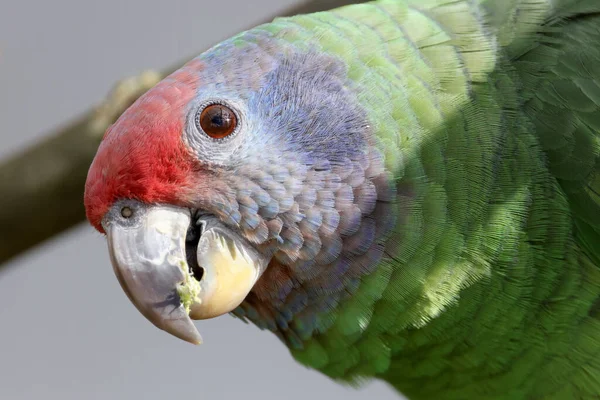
[265,218,284,239]
[338,205,363,236]
[235,145,398,349]
[314,235,343,265]
[243,221,269,244]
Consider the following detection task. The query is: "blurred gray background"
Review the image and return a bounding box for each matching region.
[0,1,398,399]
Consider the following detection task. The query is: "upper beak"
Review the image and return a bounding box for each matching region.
[103,203,270,344]
[105,205,202,344]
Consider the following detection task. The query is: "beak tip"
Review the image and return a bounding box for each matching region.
[183,331,203,346]
[161,312,203,345]
[178,333,203,346]
[174,330,203,345]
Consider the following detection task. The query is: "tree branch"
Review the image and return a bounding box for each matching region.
[0,0,359,266]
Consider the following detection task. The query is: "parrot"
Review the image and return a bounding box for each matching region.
[83,0,600,399]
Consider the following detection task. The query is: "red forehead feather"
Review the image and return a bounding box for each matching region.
[84,60,204,233]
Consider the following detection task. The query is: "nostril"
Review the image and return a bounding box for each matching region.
[120,206,134,218]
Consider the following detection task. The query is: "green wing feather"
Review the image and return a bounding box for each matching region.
[520,10,600,262]
[249,1,600,398]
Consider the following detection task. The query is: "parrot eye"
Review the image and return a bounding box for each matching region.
[196,103,238,139]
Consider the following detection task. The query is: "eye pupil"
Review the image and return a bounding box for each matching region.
[211,115,224,126]
[199,104,237,139]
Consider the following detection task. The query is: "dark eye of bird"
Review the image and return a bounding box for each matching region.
[198,104,237,139]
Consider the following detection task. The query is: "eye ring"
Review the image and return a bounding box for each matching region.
[195,101,240,140]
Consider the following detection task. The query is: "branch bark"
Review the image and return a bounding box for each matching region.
[0,0,360,266]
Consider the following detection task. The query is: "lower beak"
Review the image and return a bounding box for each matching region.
[104,203,269,344]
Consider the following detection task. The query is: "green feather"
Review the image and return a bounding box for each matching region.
[248,1,600,398]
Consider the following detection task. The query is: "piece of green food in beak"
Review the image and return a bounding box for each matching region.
[103,202,269,344]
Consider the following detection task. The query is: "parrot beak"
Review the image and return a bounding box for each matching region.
[104,203,270,345]
[105,205,203,344]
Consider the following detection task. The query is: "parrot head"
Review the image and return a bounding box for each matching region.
[84,30,395,345]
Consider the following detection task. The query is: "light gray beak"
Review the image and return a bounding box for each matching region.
[104,203,202,344]
[102,201,271,344]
